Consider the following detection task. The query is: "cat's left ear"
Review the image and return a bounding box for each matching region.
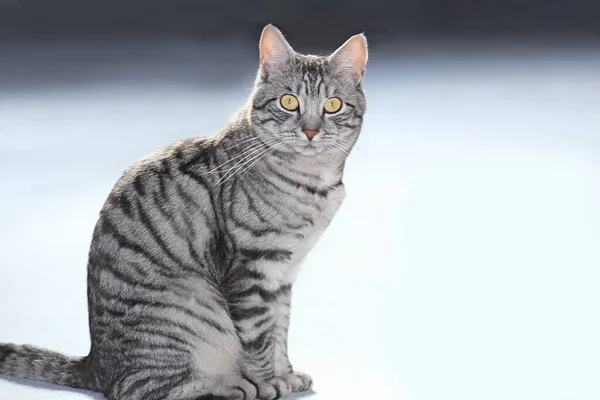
[329,34,368,81]
[259,24,294,70]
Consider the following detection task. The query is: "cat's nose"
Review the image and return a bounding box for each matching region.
[303,130,319,141]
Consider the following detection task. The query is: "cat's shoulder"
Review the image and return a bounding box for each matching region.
[103,136,215,204]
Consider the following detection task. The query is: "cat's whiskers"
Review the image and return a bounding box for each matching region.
[331,142,351,156]
[219,139,281,173]
[225,135,265,150]
[333,137,357,149]
[217,147,273,185]
[203,138,279,176]
[218,142,282,186]
[238,142,285,181]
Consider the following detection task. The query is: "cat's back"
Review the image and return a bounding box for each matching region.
[107,136,212,199]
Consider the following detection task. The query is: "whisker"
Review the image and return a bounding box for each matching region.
[224,135,265,150]
[331,143,351,156]
[331,138,357,151]
[202,138,279,175]
[334,136,358,145]
[238,143,284,181]
[217,144,277,186]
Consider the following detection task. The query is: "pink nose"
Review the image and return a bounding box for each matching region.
[303,130,319,140]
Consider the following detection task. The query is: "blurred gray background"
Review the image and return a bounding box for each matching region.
[1,0,600,90]
[1,2,600,400]
[1,0,600,41]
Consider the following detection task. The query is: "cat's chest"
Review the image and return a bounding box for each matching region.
[269,184,345,254]
[232,182,345,284]
[269,186,345,283]
[289,186,345,256]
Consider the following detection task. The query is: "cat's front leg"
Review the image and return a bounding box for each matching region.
[231,282,312,399]
[269,287,313,396]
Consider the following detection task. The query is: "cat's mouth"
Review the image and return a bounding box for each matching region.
[278,134,330,156]
[300,144,320,156]
[295,141,330,157]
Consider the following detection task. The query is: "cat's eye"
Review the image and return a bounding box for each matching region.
[280,94,299,111]
[324,97,343,113]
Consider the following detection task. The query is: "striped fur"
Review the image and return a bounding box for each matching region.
[0,25,367,400]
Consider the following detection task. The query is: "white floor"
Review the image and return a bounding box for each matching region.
[1,40,599,400]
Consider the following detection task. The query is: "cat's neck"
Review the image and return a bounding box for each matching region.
[265,150,345,190]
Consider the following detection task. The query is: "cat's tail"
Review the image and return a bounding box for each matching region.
[0,343,97,391]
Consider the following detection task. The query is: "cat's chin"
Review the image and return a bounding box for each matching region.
[297,147,322,157]
[291,145,330,157]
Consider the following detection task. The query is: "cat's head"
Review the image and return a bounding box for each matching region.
[250,24,368,157]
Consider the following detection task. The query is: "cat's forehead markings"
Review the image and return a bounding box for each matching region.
[294,58,328,98]
[298,59,327,76]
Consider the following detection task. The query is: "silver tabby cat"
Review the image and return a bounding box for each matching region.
[0,25,368,400]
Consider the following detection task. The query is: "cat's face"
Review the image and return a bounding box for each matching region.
[250,25,368,157]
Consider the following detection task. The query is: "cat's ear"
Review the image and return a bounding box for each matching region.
[259,24,294,70]
[329,34,368,81]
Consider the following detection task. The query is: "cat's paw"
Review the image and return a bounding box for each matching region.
[281,371,313,393]
[254,372,313,399]
[192,376,257,400]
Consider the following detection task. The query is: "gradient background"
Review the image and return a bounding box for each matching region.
[1,1,600,399]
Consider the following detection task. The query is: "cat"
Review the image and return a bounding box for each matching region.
[0,24,368,400]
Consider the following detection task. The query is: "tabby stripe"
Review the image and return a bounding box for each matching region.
[181,167,230,247]
[227,183,269,234]
[232,284,292,303]
[123,369,186,397]
[180,143,216,173]
[253,316,273,330]
[340,122,359,129]
[124,342,190,359]
[156,171,169,199]
[240,248,292,263]
[253,97,278,110]
[94,261,171,292]
[257,174,297,198]
[179,166,210,190]
[243,182,304,229]
[243,329,273,352]
[229,209,281,237]
[230,306,270,321]
[116,296,228,334]
[268,167,332,197]
[133,175,147,197]
[93,278,196,328]
[135,201,201,276]
[242,179,287,216]
[257,117,277,124]
[100,218,175,275]
[151,194,189,240]
[187,243,207,270]
[173,179,202,209]
[122,316,205,342]
[238,184,271,225]
[114,193,134,218]
[345,101,364,117]
[131,326,193,347]
[171,181,205,237]
[135,200,189,266]
[95,304,126,318]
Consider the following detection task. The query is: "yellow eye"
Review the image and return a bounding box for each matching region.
[324,97,343,113]
[280,94,299,111]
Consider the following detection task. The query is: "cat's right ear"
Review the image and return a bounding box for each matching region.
[259,24,294,71]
